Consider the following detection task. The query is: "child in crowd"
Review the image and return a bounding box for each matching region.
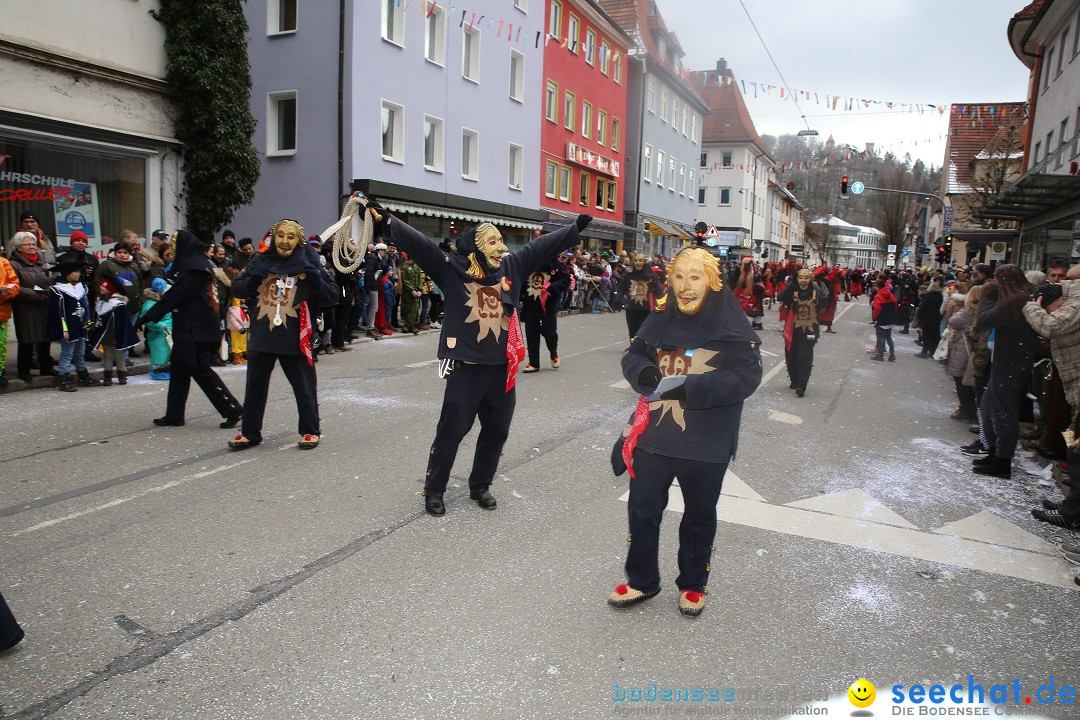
[90,275,139,385]
[47,260,98,392]
[141,277,173,380]
[226,296,249,365]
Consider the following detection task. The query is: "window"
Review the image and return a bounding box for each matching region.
[688,169,694,199]
[692,114,698,143]
[545,80,558,122]
[462,128,479,180]
[646,79,656,113]
[614,54,622,84]
[269,0,297,34]
[671,98,679,127]
[514,0,527,10]
[380,99,403,162]
[668,157,676,190]
[643,145,652,182]
[545,160,558,198]
[549,0,562,38]
[660,90,668,123]
[1034,141,1041,165]
[463,26,480,82]
[600,40,611,76]
[605,180,616,212]
[697,187,706,205]
[563,91,575,131]
[579,172,590,205]
[423,115,444,172]
[597,110,607,145]
[656,150,664,187]
[1058,29,1067,75]
[268,91,297,155]
[595,177,604,209]
[679,163,686,195]
[682,108,688,136]
[1047,129,1054,160]
[1074,15,1080,56]
[568,14,580,53]
[1075,106,1080,157]
[1044,47,1054,89]
[382,0,404,45]
[611,117,620,152]
[700,152,707,168]
[722,151,733,167]
[585,29,596,66]
[509,50,525,101]
[425,5,446,64]
[582,101,592,139]
[559,165,571,202]
[508,143,523,189]
[1058,118,1069,167]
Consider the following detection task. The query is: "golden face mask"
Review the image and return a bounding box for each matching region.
[272,219,304,258]
[633,256,646,271]
[474,223,507,267]
[797,269,813,290]
[669,248,723,316]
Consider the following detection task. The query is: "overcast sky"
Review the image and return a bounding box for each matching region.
[660,0,1033,167]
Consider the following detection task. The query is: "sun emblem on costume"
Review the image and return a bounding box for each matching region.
[526,271,546,301]
[628,279,651,304]
[793,296,816,332]
[464,282,507,342]
[256,274,299,330]
[650,347,717,431]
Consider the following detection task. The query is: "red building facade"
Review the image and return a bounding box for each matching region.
[540,0,631,242]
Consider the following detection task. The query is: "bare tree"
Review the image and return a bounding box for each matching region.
[965,122,1024,229]
[873,165,913,255]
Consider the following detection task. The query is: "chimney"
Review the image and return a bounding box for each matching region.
[716,58,728,78]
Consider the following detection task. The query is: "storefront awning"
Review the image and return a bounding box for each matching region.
[974,171,1080,222]
[383,199,543,231]
[644,216,689,239]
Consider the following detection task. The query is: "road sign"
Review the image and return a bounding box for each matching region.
[741,238,752,248]
[706,239,716,247]
[850,180,865,195]
[704,225,720,239]
[887,244,897,253]
[886,252,896,267]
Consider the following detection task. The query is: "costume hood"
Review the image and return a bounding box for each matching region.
[171,230,215,275]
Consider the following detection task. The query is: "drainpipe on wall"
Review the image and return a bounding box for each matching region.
[337,0,346,210]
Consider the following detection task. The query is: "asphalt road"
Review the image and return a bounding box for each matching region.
[1,299,1077,720]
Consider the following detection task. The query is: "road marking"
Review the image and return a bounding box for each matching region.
[13,459,254,536]
[609,379,631,389]
[564,341,625,359]
[934,510,1055,554]
[406,359,440,368]
[767,410,802,425]
[617,470,765,507]
[784,489,918,529]
[618,482,1076,589]
[760,349,778,357]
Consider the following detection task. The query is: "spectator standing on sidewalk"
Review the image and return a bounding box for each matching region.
[47,260,98,392]
[8,231,55,382]
[915,279,944,358]
[0,253,19,388]
[869,279,896,361]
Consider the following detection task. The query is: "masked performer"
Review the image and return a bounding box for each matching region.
[607,248,762,617]
[778,268,829,397]
[368,198,589,515]
[733,256,764,330]
[521,256,570,373]
[816,264,843,332]
[228,219,332,451]
[619,255,661,340]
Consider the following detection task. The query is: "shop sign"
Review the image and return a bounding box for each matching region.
[566,143,620,178]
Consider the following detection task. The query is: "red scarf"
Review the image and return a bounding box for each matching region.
[505,309,525,392]
[621,396,652,478]
[299,301,313,366]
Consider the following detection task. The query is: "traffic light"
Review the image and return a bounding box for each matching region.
[936,246,947,263]
[841,176,849,195]
[695,230,704,246]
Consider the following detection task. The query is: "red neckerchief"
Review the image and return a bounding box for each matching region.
[505,309,525,392]
[622,396,652,478]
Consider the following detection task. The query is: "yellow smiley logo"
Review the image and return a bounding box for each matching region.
[848,678,876,709]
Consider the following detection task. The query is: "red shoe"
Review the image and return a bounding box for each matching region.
[380,327,393,335]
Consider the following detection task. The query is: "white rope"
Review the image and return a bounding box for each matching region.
[320,195,370,274]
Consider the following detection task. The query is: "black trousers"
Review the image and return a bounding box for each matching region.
[165,341,242,421]
[980,380,1024,460]
[425,363,515,495]
[522,303,558,367]
[0,591,22,649]
[241,350,320,441]
[17,342,54,377]
[920,323,941,356]
[625,309,649,340]
[625,450,728,594]
[785,332,815,391]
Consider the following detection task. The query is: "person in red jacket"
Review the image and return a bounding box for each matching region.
[870,279,897,361]
[816,264,844,332]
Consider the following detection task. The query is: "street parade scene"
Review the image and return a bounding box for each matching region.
[2,0,1080,718]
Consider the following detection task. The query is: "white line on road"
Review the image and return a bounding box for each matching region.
[760,349,779,357]
[13,459,254,536]
[406,359,440,368]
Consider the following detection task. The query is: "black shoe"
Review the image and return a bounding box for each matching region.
[973,456,1011,478]
[972,454,996,467]
[788,381,797,389]
[795,388,805,397]
[153,417,185,427]
[18,374,32,384]
[960,441,989,456]
[0,627,25,653]
[1032,507,1080,530]
[0,375,7,389]
[1042,498,1062,511]
[219,415,242,429]
[888,353,895,362]
[869,354,883,361]
[77,370,101,387]
[424,492,446,516]
[125,358,135,367]
[470,489,498,510]
[57,374,77,392]
[968,425,981,435]
[1035,446,1067,462]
